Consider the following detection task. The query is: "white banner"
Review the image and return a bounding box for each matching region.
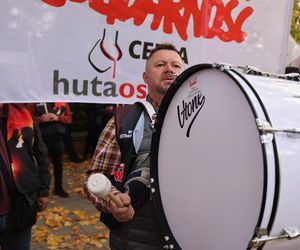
[0,0,293,103]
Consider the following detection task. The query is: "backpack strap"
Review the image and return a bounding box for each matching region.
[135,100,156,126]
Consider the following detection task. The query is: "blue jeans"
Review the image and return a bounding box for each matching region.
[0,214,32,250]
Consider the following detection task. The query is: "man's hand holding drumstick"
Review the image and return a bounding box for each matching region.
[86,173,135,222]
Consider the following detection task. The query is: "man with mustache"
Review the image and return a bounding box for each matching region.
[84,43,184,250]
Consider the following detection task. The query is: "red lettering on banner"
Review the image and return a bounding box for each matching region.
[42,0,253,42]
[119,83,135,98]
[42,0,66,7]
[136,84,147,99]
[42,0,85,7]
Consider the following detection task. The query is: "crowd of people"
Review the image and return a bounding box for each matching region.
[1,43,299,250]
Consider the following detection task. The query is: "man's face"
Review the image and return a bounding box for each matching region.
[143,49,184,103]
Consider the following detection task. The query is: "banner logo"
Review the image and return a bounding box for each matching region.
[88,29,122,79]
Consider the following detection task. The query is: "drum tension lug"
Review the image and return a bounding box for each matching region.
[249,227,300,249]
[249,228,268,248]
[256,118,300,140]
[212,62,234,71]
[256,119,274,144]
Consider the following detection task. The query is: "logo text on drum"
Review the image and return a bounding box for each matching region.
[177,93,205,138]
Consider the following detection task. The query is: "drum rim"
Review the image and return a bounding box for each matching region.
[150,64,280,249]
[231,70,280,236]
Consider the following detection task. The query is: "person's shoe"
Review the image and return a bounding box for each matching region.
[53,188,69,198]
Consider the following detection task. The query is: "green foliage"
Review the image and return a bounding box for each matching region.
[291,0,300,44]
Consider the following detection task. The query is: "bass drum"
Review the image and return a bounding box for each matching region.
[150,64,300,250]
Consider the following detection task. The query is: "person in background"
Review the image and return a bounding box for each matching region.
[0,103,50,250]
[63,104,82,163]
[83,104,114,159]
[64,123,82,163]
[28,102,71,198]
[84,43,185,249]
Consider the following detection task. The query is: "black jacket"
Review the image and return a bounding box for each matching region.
[101,103,164,249]
[1,104,50,197]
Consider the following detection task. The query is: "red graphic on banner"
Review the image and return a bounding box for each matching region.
[88,29,122,78]
[42,0,84,7]
[42,0,253,42]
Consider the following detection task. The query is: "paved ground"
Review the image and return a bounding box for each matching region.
[31,159,111,250]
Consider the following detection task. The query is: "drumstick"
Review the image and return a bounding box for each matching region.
[86,173,124,208]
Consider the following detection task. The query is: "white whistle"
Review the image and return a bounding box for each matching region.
[86,173,123,208]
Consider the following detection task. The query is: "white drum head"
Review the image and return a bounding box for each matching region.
[151,65,266,250]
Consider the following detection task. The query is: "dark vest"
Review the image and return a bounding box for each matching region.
[112,104,143,192]
[101,103,164,250]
